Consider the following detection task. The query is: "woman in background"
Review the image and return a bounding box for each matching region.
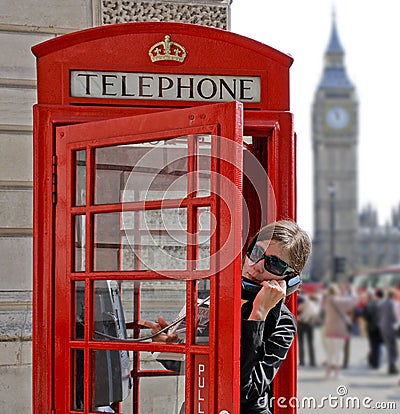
[322,284,357,379]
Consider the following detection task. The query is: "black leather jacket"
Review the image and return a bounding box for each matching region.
[240,300,297,413]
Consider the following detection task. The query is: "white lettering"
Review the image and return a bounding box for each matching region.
[198,364,205,375]
[197,362,206,413]
[70,70,261,103]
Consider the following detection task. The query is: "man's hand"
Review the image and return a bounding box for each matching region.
[248,280,286,321]
[140,316,179,343]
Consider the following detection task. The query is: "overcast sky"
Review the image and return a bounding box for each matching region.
[230,0,400,234]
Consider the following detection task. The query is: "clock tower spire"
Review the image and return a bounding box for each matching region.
[311,12,359,281]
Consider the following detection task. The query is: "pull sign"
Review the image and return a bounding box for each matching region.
[194,355,209,414]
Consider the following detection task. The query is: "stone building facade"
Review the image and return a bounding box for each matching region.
[0,1,231,411]
[358,204,400,269]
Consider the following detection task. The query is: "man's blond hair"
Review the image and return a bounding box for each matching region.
[250,220,311,274]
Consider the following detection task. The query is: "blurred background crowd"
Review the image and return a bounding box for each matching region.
[297,282,400,382]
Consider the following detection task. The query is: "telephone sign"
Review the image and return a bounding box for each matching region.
[70,70,261,102]
[32,22,297,414]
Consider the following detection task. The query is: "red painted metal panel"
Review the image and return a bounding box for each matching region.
[32,106,56,414]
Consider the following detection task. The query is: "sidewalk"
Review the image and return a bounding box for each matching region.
[297,329,400,413]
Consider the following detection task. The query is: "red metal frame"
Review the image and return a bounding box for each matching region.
[33,21,297,414]
[51,102,243,413]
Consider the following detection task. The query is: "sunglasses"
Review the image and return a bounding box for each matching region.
[246,242,297,277]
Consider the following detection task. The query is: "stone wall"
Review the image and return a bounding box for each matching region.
[100,0,231,29]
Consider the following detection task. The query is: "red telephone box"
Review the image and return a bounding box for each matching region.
[32,22,297,414]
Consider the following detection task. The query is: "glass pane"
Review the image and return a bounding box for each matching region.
[94,209,188,271]
[93,279,187,342]
[142,349,185,370]
[74,215,86,272]
[74,281,85,340]
[91,349,131,411]
[135,208,187,271]
[196,207,212,270]
[196,134,211,197]
[243,135,253,145]
[137,281,187,339]
[93,280,128,341]
[95,137,188,205]
[75,150,86,206]
[93,212,122,272]
[72,349,84,411]
[89,350,185,413]
[196,279,211,345]
[139,371,185,413]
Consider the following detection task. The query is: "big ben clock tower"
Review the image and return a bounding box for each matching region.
[311,13,359,281]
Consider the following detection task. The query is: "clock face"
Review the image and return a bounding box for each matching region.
[326,106,349,129]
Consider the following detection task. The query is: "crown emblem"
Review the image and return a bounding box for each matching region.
[149,35,187,64]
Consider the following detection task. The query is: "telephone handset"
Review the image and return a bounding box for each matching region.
[241,275,301,301]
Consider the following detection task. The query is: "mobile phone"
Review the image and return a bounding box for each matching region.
[241,275,301,301]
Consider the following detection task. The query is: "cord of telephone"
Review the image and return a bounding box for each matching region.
[90,295,210,343]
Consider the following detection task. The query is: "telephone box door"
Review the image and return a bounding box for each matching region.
[53,101,243,414]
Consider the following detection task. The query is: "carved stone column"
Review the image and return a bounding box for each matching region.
[99,0,233,30]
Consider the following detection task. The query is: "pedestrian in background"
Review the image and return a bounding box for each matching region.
[377,288,399,375]
[322,283,357,379]
[341,284,356,369]
[362,288,383,369]
[297,291,320,367]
